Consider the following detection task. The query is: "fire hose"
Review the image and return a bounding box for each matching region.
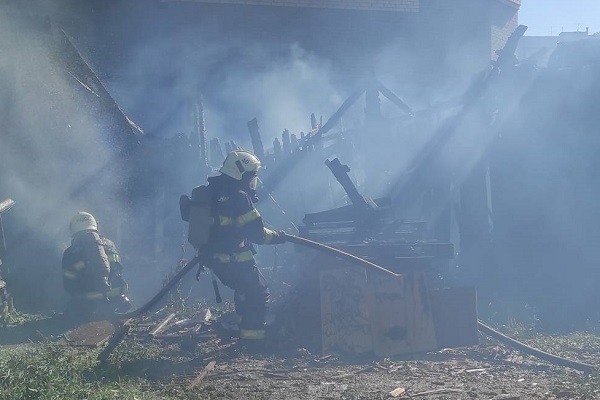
[97,256,201,362]
[99,234,598,373]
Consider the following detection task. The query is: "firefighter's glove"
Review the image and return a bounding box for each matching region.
[271,230,287,244]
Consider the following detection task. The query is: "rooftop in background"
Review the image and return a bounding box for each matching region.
[516,29,600,67]
[160,0,520,11]
[160,0,420,12]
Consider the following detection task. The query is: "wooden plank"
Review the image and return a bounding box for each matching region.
[320,268,372,355]
[390,387,406,397]
[368,272,437,356]
[189,361,216,388]
[148,313,176,338]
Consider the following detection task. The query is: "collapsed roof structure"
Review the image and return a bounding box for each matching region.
[2,0,600,337]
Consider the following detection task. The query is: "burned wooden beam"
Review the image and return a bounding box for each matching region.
[209,138,225,167]
[282,129,291,154]
[375,80,413,116]
[189,361,216,388]
[247,118,266,161]
[325,158,377,211]
[56,29,142,141]
[192,96,209,169]
[317,86,365,137]
[386,25,529,206]
[0,198,15,261]
[261,77,413,193]
[365,82,381,124]
[148,313,176,338]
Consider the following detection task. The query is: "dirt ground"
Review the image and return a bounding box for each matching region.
[97,313,600,400]
[3,307,600,399]
[2,312,600,399]
[234,350,597,398]
[116,338,596,400]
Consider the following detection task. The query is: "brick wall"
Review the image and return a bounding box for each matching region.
[162,0,420,12]
[490,7,519,59]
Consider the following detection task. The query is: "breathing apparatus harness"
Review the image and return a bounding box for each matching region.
[179,183,222,303]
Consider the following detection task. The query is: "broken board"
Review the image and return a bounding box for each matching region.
[368,272,437,356]
[64,320,116,347]
[320,267,438,356]
[320,268,372,355]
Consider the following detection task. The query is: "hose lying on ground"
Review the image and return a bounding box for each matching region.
[97,256,200,362]
[116,256,200,320]
[99,234,598,373]
[477,320,597,374]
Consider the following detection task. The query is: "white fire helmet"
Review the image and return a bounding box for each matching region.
[70,211,98,236]
[219,150,261,188]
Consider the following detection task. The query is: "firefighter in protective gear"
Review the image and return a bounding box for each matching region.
[62,212,131,320]
[206,150,286,345]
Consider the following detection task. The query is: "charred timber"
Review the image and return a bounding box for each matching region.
[247,118,266,161]
[387,24,528,206]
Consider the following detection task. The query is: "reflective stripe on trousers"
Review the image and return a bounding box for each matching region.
[212,250,254,263]
[79,292,106,301]
[240,328,265,340]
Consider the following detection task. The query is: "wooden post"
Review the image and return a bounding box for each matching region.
[282,129,291,154]
[0,199,15,261]
[209,138,225,168]
[247,118,266,161]
[192,96,209,169]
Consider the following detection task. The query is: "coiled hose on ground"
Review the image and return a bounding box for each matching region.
[99,234,598,373]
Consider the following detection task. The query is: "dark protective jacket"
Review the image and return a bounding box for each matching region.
[98,236,128,299]
[207,174,282,266]
[62,230,112,300]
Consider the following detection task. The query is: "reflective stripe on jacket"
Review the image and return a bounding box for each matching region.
[208,176,281,261]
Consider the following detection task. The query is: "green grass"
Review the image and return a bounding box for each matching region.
[0,297,232,400]
[0,343,186,400]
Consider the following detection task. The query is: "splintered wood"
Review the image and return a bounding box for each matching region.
[189,361,216,388]
[148,313,176,338]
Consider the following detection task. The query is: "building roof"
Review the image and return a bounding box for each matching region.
[161,0,420,12]
[162,0,521,12]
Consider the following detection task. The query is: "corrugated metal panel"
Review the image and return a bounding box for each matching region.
[161,0,420,12]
